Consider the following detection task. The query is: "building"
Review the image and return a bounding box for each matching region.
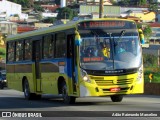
[0,0,21,19]
[0,21,17,35]
[79,5,120,17]
[149,22,160,44]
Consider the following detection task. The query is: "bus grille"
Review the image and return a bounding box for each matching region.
[91,77,134,86]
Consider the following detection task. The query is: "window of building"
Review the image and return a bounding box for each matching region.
[7,42,15,62]
[16,41,24,61]
[43,35,54,59]
[55,33,66,58]
[24,40,32,60]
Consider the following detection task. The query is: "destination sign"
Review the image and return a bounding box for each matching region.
[78,20,136,29]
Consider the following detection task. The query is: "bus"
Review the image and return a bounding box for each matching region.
[6,18,144,104]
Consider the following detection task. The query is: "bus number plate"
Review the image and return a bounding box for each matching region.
[110,87,121,92]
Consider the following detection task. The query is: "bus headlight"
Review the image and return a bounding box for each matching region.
[81,69,91,83]
[137,65,143,83]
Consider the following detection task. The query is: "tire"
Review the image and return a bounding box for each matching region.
[110,95,123,102]
[62,82,76,104]
[23,80,42,100]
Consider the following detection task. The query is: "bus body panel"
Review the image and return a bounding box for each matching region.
[79,73,144,97]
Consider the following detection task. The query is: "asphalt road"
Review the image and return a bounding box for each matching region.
[0,88,160,120]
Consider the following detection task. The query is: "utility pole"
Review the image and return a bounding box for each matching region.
[99,0,104,18]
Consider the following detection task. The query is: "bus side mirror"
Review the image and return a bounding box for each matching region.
[138,29,145,44]
[75,31,82,46]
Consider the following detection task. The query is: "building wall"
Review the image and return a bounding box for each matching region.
[0,0,21,18]
[0,21,17,35]
[35,23,53,28]
[41,13,58,18]
[79,5,120,16]
[130,12,156,22]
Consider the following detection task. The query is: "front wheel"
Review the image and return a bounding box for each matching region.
[23,79,40,100]
[62,82,76,104]
[110,95,123,102]
[23,80,32,100]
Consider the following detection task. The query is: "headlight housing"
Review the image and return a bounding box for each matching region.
[81,69,91,83]
[137,65,143,83]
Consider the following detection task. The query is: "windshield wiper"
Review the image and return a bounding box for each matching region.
[118,30,126,42]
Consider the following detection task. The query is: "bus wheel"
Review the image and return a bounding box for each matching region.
[110,95,123,102]
[62,82,76,104]
[23,80,33,100]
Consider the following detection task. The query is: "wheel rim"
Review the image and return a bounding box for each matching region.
[62,85,69,102]
[24,81,29,98]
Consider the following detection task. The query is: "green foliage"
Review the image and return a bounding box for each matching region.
[136,23,152,43]
[144,68,160,83]
[8,0,31,8]
[143,25,152,42]
[149,2,158,12]
[0,47,6,59]
[110,0,118,5]
[143,54,157,67]
[41,17,57,23]
[33,5,44,12]
[137,23,142,29]
[56,7,78,20]
[118,0,130,6]
[138,0,147,6]
[13,14,19,17]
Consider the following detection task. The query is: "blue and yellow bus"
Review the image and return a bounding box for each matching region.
[6,18,144,104]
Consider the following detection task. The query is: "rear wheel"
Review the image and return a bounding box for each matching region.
[62,82,76,104]
[110,95,123,102]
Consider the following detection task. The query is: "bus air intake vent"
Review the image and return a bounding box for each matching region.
[93,77,134,86]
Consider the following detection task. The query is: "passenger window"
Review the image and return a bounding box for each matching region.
[25,40,32,60]
[16,41,24,61]
[7,42,15,62]
[55,33,66,58]
[43,35,54,59]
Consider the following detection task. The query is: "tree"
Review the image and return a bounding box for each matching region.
[8,0,32,8]
[42,17,57,23]
[110,0,118,5]
[56,7,78,20]
[149,2,158,12]
[118,0,130,6]
[143,25,152,43]
[137,23,152,43]
[138,0,147,6]
[33,5,44,12]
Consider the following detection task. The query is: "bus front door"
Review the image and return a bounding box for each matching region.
[33,40,41,92]
[67,35,77,94]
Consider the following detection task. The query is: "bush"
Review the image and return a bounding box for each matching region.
[143,54,157,67]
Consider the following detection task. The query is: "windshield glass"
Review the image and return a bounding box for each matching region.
[80,32,142,70]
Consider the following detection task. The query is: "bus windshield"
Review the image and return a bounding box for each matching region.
[80,32,142,70]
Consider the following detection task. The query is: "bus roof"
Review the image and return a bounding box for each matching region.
[7,18,135,41]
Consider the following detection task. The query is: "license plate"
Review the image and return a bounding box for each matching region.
[110,87,121,92]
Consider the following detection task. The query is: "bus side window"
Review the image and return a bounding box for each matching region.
[25,40,32,60]
[43,35,54,59]
[55,32,66,58]
[7,42,15,62]
[16,41,24,61]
